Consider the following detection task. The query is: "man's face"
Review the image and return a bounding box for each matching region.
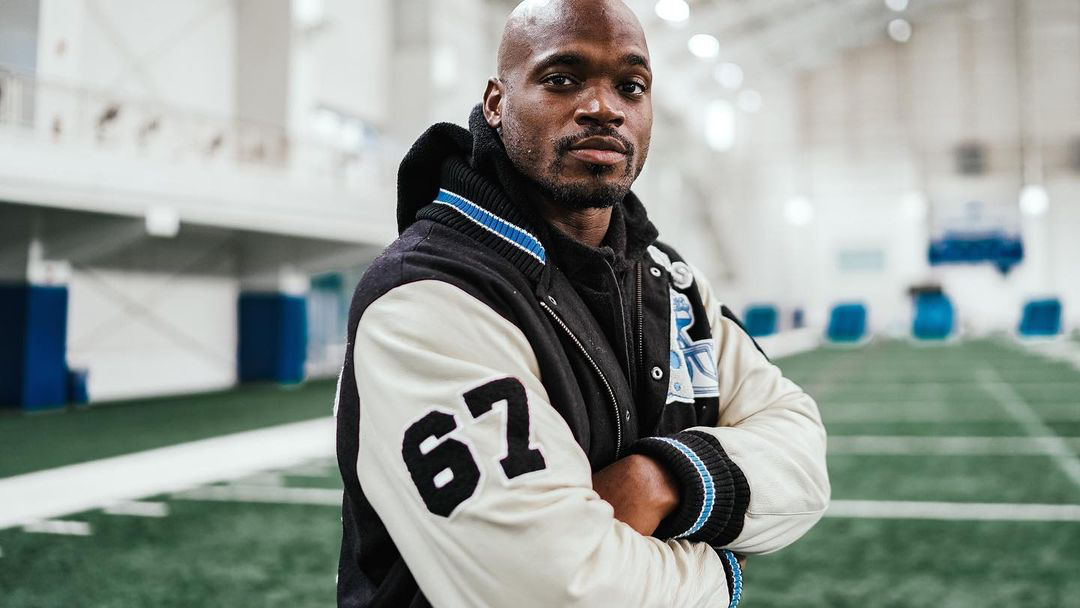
[489,5,653,210]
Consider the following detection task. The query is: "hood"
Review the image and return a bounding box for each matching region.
[396,104,658,272]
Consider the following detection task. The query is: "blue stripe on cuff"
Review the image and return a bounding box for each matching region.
[721,549,742,607]
[652,437,715,538]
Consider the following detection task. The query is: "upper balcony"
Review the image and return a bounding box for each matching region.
[0,69,398,246]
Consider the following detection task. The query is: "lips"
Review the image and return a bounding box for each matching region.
[567,136,628,166]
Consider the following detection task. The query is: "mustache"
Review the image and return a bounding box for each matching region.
[553,127,635,158]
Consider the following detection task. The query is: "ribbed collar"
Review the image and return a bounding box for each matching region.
[400,104,659,282]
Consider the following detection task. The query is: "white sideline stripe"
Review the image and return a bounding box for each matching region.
[237,472,285,486]
[829,435,1080,455]
[22,520,93,536]
[827,499,1080,522]
[172,484,341,506]
[102,501,170,518]
[756,328,821,360]
[1022,338,1080,373]
[0,417,335,530]
[976,367,1080,488]
[285,464,338,478]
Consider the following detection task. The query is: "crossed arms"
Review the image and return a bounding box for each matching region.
[352,275,829,607]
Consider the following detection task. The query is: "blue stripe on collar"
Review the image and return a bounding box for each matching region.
[433,189,546,265]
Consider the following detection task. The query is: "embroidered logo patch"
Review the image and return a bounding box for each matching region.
[667,289,720,404]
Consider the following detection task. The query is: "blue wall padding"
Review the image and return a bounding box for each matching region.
[238,292,308,384]
[913,294,954,340]
[827,302,867,342]
[0,283,69,410]
[743,305,778,337]
[67,368,89,404]
[792,308,805,330]
[928,232,1023,273]
[1019,298,1062,337]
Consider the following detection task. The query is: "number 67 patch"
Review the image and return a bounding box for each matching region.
[400,377,547,517]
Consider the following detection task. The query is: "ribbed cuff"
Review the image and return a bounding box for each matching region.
[716,548,743,608]
[627,430,750,543]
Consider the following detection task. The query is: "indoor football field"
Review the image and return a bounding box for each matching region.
[2,338,1079,607]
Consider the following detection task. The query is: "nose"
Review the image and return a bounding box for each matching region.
[574,86,625,128]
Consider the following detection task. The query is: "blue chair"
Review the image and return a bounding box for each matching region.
[827,302,867,343]
[913,294,953,340]
[743,305,778,338]
[1019,298,1062,337]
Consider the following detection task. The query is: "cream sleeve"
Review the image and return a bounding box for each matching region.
[353,279,736,608]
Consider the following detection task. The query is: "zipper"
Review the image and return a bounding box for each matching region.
[605,259,636,391]
[539,300,623,458]
[635,261,644,383]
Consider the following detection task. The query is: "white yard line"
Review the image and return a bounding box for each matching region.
[827,499,1080,522]
[171,484,341,506]
[976,367,1080,488]
[284,464,339,478]
[236,472,286,486]
[1020,338,1080,373]
[829,435,1080,456]
[22,520,93,536]
[102,501,170,518]
[0,417,335,530]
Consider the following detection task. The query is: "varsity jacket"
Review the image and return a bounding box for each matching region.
[335,107,830,608]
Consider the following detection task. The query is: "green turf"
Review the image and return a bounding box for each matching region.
[4,338,1080,606]
[0,380,336,478]
[828,453,1080,504]
[742,518,1080,608]
[0,498,340,608]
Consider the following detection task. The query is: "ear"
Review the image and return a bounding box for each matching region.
[482,78,504,129]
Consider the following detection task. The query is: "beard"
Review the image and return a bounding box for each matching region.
[502,124,639,211]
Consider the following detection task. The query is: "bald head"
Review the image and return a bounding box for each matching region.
[497,0,648,81]
[483,0,653,212]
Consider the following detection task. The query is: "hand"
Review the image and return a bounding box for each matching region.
[592,454,680,536]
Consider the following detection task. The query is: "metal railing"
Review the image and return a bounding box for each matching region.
[0,68,400,188]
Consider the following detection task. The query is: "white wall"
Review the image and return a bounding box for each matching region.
[704,0,1080,334]
[36,0,235,114]
[0,0,39,72]
[62,230,239,402]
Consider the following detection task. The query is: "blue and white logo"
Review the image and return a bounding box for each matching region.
[667,290,719,404]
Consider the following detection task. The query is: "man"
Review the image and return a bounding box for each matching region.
[335,1,829,606]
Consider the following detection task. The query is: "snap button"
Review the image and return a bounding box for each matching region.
[649,267,662,278]
[650,366,664,380]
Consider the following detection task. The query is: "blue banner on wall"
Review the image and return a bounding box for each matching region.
[238,292,308,384]
[928,231,1023,274]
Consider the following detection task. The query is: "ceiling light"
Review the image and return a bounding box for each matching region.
[146,206,180,238]
[887,18,912,43]
[705,100,736,152]
[688,34,720,59]
[655,0,689,23]
[785,197,815,226]
[1019,184,1049,216]
[293,0,325,28]
[714,62,744,90]
[885,0,909,11]
[737,89,762,113]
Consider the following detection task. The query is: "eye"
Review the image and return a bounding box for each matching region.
[618,81,647,96]
[542,74,577,87]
